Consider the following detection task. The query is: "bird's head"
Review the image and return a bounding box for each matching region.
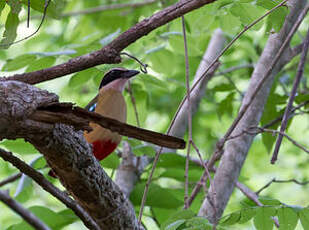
[99,68,140,92]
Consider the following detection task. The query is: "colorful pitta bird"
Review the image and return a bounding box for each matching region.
[48,68,139,177]
[84,68,140,160]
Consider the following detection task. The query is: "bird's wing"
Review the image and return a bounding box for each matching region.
[84,94,98,111]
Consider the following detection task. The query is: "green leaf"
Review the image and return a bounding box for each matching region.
[2,54,37,71]
[0,139,38,154]
[295,94,309,104]
[29,206,71,228]
[165,219,186,230]
[162,210,195,230]
[157,154,200,170]
[26,56,56,72]
[160,168,203,182]
[253,206,276,230]
[69,68,103,88]
[132,145,156,157]
[299,208,309,230]
[57,209,79,226]
[100,153,120,169]
[0,1,5,12]
[14,156,42,202]
[238,207,257,224]
[212,83,235,92]
[260,89,287,152]
[125,84,148,127]
[184,217,214,230]
[14,175,33,203]
[267,6,288,32]
[0,9,20,49]
[20,0,65,19]
[220,211,241,225]
[130,183,182,209]
[277,207,298,230]
[230,3,264,30]
[259,197,281,206]
[217,92,235,119]
[219,12,241,33]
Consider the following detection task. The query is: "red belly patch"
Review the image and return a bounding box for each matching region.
[92,140,118,161]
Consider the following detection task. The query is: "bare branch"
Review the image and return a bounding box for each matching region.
[256,178,309,195]
[0,190,50,230]
[271,26,309,163]
[0,173,22,187]
[181,15,192,209]
[0,148,100,230]
[3,0,217,85]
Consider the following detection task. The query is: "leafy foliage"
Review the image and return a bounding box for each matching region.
[0,0,308,230]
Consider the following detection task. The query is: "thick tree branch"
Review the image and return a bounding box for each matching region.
[0,148,100,230]
[0,81,141,230]
[0,190,51,230]
[31,104,186,150]
[3,0,216,85]
[198,0,308,223]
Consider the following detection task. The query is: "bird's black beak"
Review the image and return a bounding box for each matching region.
[121,69,140,79]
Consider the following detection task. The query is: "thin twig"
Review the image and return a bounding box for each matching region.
[0,190,51,230]
[0,148,100,230]
[256,178,309,195]
[214,63,255,76]
[120,52,148,74]
[27,0,30,28]
[191,141,216,217]
[127,81,141,127]
[271,26,309,164]
[250,127,309,154]
[0,173,22,187]
[263,100,309,128]
[181,15,192,210]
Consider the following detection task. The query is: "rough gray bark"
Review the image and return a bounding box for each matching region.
[198,0,307,223]
[0,81,141,230]
[115,142,151,197]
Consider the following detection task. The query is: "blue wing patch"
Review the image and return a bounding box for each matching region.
[88,103,97,112]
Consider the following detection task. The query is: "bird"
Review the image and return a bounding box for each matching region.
[48,68,139,178]
[84,67,140,161]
